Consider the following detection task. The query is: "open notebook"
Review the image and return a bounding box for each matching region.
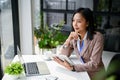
[17,46,50,76]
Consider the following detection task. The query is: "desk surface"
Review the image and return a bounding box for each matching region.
[2,55,90,80]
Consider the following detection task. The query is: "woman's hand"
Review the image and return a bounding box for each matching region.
[53,56,74,71]
[68,31,79,40]
[63,31,80,47]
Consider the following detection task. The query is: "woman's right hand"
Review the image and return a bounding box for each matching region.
[68,31,79,40]
[63,31,79,47]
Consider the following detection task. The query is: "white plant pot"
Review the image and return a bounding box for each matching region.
[5,74,20,80]
[4,73,25,80]
[56,45,62,55]
[39,48,56,60]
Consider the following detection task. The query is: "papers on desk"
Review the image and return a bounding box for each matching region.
[54,65,90,80]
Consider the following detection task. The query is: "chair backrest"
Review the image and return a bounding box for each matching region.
[108,54,120,68]
[106,54,120,80]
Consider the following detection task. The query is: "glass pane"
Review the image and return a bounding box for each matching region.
[67,0,76,10]
[110,16,120,28]
[44,0,93,10]
[111,0,120,12]
[44,0,66,10]
[60,14,72,35]
[67,14,72,27]
[32,0,40,54]
[95,0,109,12]
[45,12,64,26]
[104,16,120,52]
[32,0,40,28]
[95,15,109,30]
[95,15,120,52]
[69,0,93,10]
[0,0,14,70]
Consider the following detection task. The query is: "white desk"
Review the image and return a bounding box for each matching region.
[2,55,90,80]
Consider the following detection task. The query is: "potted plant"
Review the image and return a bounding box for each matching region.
[34,13,68,59]
[4,61,24,79]
[34,12,68,60]
[35,22,67,47]
[34,22,67,56]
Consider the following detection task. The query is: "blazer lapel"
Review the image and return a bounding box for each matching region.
[73,39,90,56]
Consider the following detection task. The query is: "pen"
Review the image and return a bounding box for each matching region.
[78,33,81,40]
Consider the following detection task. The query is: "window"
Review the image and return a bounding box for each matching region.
[0,0,20,71]
[42,0,76,26]
[94,0,120,52]
[41,0,93,32]
[0,0,14,71]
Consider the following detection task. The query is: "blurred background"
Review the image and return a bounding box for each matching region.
[0,0,120,79]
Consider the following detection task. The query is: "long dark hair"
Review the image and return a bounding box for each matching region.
[72,8,96,40]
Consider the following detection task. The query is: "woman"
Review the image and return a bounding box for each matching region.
[53,7,105,79]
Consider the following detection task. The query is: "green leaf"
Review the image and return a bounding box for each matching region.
[34,20,68,49]
[4,62,23,75]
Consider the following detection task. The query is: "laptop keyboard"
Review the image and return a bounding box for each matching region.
[23,62,39,74]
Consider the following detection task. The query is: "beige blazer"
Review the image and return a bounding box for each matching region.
[60,32,105,79]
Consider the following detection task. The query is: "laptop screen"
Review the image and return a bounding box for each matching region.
[17,46,24,64]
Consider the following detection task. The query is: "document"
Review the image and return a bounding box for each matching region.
[52,54,74,66]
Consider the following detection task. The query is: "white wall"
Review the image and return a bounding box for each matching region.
[18,0,33,54]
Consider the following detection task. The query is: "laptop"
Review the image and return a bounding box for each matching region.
[17,46,50,76]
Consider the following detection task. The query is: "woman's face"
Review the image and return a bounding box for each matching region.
[72,13,88,33]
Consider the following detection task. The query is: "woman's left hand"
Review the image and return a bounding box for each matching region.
[53,56,73,71]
